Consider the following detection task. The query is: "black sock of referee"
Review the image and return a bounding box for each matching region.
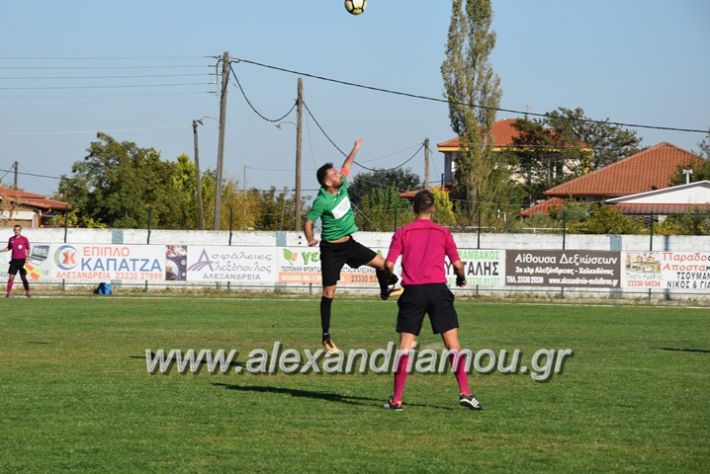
[320,296,333,342]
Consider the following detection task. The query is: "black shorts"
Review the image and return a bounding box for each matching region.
[396,284,459,336]
[8,259,27,276]
[320,236,377,287]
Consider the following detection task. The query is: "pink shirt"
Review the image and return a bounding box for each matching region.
[8,235,30,260]
[386,219,460,285]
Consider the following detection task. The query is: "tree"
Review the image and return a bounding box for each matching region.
[57,133,195,229]
[699,129,710,159]
[669,133,710,185]
[171,153,197,229]
[431,187,456,226]
[508,118,580,204]
[441,0,510,220]
[347,168,421,207]
[255,186,300,231]
[657,210,710,236]
[578,205,643,234]
[355,187,412,232]
[544,107,641,170]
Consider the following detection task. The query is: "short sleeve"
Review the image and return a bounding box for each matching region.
[386,228,403,264]
[444,229,460,263]
[306,197,325,223]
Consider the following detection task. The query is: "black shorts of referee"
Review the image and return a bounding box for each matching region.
[396,283,459,336]
[319,236,376,287]
[8,258,27,276]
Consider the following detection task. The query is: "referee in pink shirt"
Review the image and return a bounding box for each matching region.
[1,225,31,297]
[383,190,482,411]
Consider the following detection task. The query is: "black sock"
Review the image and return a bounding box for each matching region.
[376,269,389,293]
[320,296,333,341]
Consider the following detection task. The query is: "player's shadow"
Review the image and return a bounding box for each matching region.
[212,383,454,411]
[657,347,710,354]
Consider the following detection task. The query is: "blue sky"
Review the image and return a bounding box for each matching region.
[1,0,708,197]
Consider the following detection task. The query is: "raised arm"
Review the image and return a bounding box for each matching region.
[340,136,362,176]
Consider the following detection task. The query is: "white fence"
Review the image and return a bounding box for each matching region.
[2,228,708,300]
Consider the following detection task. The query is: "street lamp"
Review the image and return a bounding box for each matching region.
[275,113,303,231]
[193,116,217,230]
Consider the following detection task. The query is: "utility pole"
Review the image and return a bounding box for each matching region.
[423,138,430,189]
[192,119,205,230]
[295,78,303,230]
[13,161,18,189]
[214,51,230,230]
[242,165,247,228]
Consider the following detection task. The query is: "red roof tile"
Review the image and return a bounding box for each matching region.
[520,197,566,217]
[544,142,700,198]
[0,186,69,211]
[613,203,710,215]
[437,118,589,150]
[437,119,521,149]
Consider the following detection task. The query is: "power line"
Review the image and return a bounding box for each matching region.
[0,82,215,90]
[302,100,348,157]
[0,168,61,180]
[301,99,424,172]
[349,174,414,194]
[354,144,424,172]
[0,125,190,137]
[231,57,707,134]
[0,65,211,70]
[0,73,212,80]
[358,142,423,163]
[228,63,296,123]
[245,165,316,173]
[0,56,209,60]
[0,91,215,100]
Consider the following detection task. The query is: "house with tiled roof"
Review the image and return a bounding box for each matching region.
[436,118,592,185]
[0,186,69,227]
[606,180,710,215]
[521,142,701,217]
[437,118,524,152]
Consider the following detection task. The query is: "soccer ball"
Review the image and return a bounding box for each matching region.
[344,0,367,15]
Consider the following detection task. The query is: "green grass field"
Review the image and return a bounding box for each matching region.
[1,297,708,472]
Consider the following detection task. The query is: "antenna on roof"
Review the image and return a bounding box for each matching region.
[682,168,693,184]
[524,103,533,119]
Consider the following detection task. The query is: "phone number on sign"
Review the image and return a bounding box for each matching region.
[114,272,164,280]
[344,274,378,284]
[506,275,544,284]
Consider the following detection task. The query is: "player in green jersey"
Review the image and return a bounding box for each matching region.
[304,137,402,352]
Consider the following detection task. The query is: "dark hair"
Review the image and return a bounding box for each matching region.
[13,225,21,230]
[413,190,435,214]
[316,162,334,186]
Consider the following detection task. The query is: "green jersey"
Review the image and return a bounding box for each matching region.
[306,173,358,241]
